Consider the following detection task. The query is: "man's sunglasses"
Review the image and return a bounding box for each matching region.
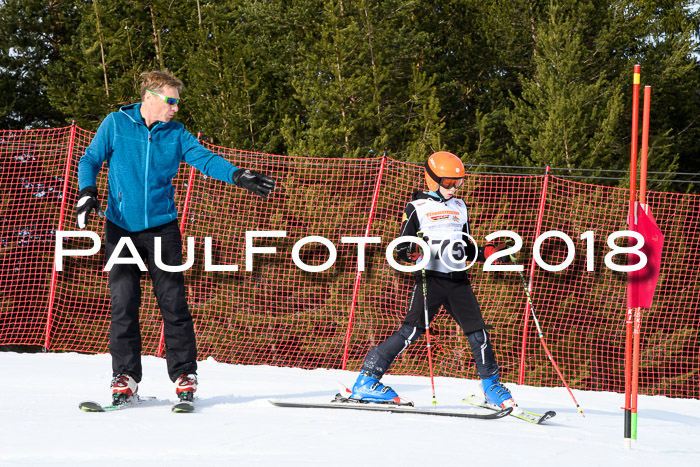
[147,89,180,105]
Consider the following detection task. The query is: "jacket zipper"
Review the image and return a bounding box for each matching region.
[144,130,152,229]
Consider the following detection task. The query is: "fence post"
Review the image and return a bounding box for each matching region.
[44,121,78,351]
[517,164,550,384]
[340,152,387,370]
[156,131,200,358]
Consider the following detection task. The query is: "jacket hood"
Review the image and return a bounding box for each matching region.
[119,103,145,126]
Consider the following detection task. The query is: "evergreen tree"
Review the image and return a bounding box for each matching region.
[279,0,386,158]
[627,0,700,193]
[505,1,628,179]
[179,1,296,154]
[45,0,198,129]
[0,0,77,129]
[1,0,698,192]
[277,0,443,159]
[402,66,444,161]
[461,0,548,166]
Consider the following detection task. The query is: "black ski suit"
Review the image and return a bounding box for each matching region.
[360,191,500,379]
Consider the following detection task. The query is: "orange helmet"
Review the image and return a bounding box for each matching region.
[424,151,465,191]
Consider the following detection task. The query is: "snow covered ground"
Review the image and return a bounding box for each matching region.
[1,352,698,466]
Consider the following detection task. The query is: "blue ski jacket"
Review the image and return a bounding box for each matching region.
[78,103,239,232]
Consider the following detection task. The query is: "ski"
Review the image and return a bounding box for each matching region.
[172,390,196,413]
[78,395,156,412]
[172,401,195,413]
[270,393,512,420]
[462,395,556,424]
[336,382,415,407]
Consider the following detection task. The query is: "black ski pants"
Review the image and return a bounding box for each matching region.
[361,274,499,379]
[105,219,197,383]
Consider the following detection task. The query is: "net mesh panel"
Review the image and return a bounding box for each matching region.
[53,126,113,353]
[0,126,698,399]
[0,128,70,347]
[181,144,383,367]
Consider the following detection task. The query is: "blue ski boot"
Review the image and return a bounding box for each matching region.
[350,371,400,403]
[482,374,517,409]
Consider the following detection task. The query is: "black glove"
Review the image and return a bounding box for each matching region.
[232,169,276,199]
[76,186,104,229]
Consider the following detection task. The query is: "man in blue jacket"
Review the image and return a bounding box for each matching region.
[77,70,275,407]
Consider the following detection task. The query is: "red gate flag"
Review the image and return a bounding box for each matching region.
[627,206,664,309]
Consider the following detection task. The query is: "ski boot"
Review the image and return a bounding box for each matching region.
[175,374,198,402]
[350,371,400,404]
[111,374,138,406]
[482,374,517,409]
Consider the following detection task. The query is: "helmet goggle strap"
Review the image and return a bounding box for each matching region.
[424,162,464,189]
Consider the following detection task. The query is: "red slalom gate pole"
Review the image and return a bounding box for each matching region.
[631,86,652,442]
[629,65,641,218]
[624,64,641,448]
[623,306,636,447]
[639,87,651,210]
[631,306,642,439]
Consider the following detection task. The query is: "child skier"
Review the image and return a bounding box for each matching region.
[350,151,516,409]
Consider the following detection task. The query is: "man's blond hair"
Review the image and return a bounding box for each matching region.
[139,70,184,100]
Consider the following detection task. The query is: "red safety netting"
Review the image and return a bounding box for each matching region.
[1,126,698,399]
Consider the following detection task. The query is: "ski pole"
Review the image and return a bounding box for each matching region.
[421,267,438,406]
[509,253,585,417]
